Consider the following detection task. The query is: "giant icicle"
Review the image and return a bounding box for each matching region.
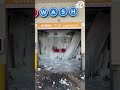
[62,31,81,60]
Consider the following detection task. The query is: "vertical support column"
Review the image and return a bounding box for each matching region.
[35,24,38,70]
[81,23,85,71]
[0,1,6,89]
[0,1,6,64]
[112,2,120,90]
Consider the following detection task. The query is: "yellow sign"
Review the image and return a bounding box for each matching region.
[37,22,82,29]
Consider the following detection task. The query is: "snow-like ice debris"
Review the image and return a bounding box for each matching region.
[53,81,55,85]
[59,79,69,86]
[38,86,42,88]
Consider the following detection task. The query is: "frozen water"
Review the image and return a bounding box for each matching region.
[81,76,85,80]
[53,81,55,85]
[77,87,80,90]
[67,89,70,90]
[38,86,42,88]
[37,68,41,71]
[39,58,81,73]
[36,30,83,90]
[59,79,69,86]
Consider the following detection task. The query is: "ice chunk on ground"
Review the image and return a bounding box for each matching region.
[39,58,81,73]
[59,79,69,86]
[53,81,55,85]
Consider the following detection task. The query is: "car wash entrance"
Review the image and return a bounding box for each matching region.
[37,29,81,73]
[35,1,85,90]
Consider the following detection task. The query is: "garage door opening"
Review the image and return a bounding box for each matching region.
[35,29,85,90]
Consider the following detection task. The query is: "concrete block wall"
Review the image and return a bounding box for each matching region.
[112,2,120,90]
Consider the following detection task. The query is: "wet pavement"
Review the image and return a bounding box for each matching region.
[35,68,85,90]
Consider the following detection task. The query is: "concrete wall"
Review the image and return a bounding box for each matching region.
[112,2,120,90]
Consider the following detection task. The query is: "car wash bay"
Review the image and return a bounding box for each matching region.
[7,9,35,89]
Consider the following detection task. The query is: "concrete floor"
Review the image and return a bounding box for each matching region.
[35,68,85,90]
